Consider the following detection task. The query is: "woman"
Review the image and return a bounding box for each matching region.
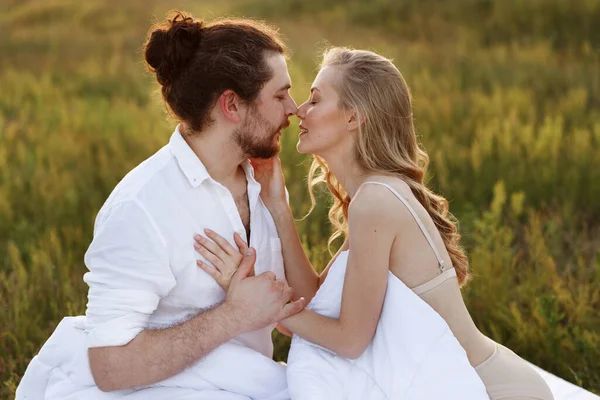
[195,48,553,399]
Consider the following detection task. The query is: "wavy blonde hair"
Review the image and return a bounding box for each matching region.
[307,47,470,285]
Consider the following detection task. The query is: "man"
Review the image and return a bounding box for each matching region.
[17,11,303,400]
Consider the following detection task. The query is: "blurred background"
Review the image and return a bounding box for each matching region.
[1,0,599,397]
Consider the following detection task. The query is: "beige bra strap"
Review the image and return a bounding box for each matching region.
[360,181,447,272]
[412,268,457,295]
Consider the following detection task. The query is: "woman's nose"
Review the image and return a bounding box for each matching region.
[296,102,307,118]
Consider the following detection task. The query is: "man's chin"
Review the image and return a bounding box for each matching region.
[248,146,280,159]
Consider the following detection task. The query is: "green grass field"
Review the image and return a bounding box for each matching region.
[1,0,599,397]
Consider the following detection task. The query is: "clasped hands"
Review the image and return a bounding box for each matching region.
[194,229,303,334]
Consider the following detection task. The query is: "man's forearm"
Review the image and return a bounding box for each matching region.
[90,302,242,392]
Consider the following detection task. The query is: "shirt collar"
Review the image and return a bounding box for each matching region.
[169,125,211,188]
[241,159,259,186]
[168,125,260,189]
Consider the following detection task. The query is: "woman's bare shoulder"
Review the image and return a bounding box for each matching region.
[349,178,416,226]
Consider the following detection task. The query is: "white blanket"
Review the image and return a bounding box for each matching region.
[286,251,489,400]
[16,318,599,400]
[531,365,599,400]
[16,316,289,400]
[285,249,599,400]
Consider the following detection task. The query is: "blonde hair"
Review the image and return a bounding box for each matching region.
[307,47,470,285]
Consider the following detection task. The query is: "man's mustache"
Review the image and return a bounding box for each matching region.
[279,119,291,131]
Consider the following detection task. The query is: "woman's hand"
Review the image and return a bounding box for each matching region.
[250,157,288,212]
[193,229,254,291]
[275,323,294,337]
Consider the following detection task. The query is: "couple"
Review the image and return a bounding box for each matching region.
[17,11,553,400]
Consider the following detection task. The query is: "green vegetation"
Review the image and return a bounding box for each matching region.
[1,0,599,397]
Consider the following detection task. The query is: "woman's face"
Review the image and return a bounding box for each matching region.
[296,66,351,157]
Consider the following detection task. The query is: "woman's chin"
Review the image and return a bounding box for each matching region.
[296,138,310,154]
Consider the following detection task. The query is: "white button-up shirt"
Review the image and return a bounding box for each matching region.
[82,125,285,358]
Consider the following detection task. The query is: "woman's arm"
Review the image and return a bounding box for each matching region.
[251,157,320,301]
[269,204,320,301]
[279,187,396,359]
[193,185,395,359]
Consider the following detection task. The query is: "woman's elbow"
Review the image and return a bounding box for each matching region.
[338,338,370,360]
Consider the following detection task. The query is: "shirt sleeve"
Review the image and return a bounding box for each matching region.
[83,199,176,348]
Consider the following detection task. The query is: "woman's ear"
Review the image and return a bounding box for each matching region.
[346,109,365,132]
[218,89,243,123]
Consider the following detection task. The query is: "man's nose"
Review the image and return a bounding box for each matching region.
[286,97,299,116]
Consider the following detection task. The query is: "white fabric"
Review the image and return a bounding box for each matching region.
[286,250,489,400]
[17,317,289,400]
[530,365,600,400]
[16,125,288,399]
[352,181,600,399]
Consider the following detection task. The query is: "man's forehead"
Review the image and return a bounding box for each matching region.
[266,53,292,89]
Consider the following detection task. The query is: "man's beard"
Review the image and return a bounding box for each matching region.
[233,108,287,159]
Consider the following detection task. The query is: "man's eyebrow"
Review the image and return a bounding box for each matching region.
[279,84,292,91]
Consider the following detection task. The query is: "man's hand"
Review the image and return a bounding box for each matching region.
[223,247,305,332]
[89,246,304,392]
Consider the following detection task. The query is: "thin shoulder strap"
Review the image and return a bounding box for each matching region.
[360,181,447,272]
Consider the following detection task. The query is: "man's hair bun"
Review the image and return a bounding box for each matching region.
[144,10,203,86]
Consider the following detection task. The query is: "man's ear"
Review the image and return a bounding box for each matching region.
[218,89,243,123]
[346,108,365,132]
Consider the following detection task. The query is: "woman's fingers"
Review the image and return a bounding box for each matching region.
[275,322,293,337]
[204,228,238,256]
[197,260,220,279]
[194,234,228,261]
[279,297,306,320]
[194,241,224,269]
[233,232,248,253]
[194,230,252,291]
[273,156,282,170]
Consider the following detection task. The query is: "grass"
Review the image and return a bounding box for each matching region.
[1,0,599,396]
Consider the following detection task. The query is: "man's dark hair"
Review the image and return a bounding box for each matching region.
[144,10,286,131]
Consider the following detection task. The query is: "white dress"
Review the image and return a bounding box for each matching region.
[286,252,489,400]
[286,180,598,400]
